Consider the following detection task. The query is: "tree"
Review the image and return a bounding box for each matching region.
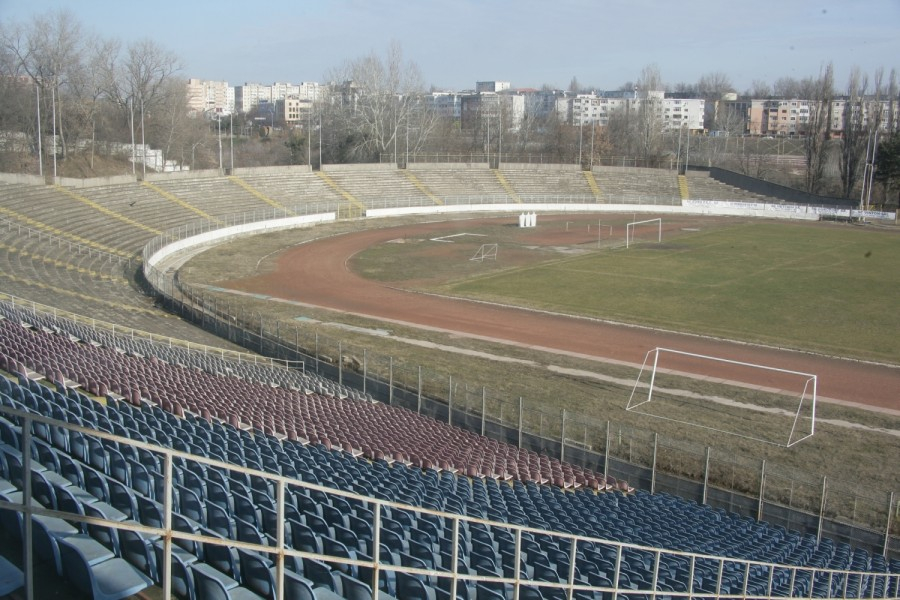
[750,79,771,99]
[874,133,900,209]
[322,42,436,163]
[802,63,834,194]
[838,67,870,199]
[697,71,733,99]
[1,9,87,163]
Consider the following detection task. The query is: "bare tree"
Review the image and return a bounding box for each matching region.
[697,71,734,99]
[2,9,86,162]
[323,42,436,163]
[634,65,666,162]
[802,63,834,194]
[750,79,771,98]
[838,68,869,199]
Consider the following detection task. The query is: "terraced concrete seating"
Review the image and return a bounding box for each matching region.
[407,166,509,200]
[69,183,203,235]
[593,167,682,204]
[228,171,344,208]
[324,167,430,207]
[499,167,596,198]
[0,183,154,254]
[685,171,770,202]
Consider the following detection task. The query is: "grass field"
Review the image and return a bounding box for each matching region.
[354,217,900,364]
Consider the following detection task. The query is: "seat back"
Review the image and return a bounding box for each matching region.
[55,536,95,597]
[154,543,195,600]
[237,548,275,598]
[119,529,158,582]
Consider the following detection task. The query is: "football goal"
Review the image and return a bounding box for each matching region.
[626,347,816,447]
[625,218,662,248]
[470,243,498,262]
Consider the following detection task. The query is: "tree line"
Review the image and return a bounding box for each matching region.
[1,10,898,206]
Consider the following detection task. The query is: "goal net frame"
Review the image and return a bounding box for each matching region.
[470,243,498,262]
[626,218,662,248]
[626,347,817,448]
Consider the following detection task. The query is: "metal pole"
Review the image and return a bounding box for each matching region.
[35,82,42,177]
[480,388,486,436]
[140,95,146,178]
[417,366,421,413]
[230,112,234,172]
[51,85,57,179]
[518,397,524,449]
[338,341,342,386]
[388,356,393,406]
[651,433,658,494]
[604,421,611,482]
[884,491,895,558]
[758,459,767,522]
[448,375,453,426]
[817,476,827,543]
[315,332,319,374]
[362,349,367,395]
[702,446,711,505]
[560,409,567,463]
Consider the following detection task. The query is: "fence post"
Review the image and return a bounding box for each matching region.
[604,421,611,481]
[758,460,767,522]
[448,375,453,426]
[480,388,486,437]
[817,476,827,543]
[362,349,367,395]
[702,446,711,505]
[560,409,567,463]
[518,397,523,449]
[338,341,342,386]
[315,331,319,374]
[389,357,393,406]
[885,491,895,558]
[259,315,264,353]
[651,433,658,494]
[417,366,421,414]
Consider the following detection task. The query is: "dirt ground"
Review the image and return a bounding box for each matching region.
[222,215,900,413]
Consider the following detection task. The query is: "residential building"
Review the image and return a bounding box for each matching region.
[186,79,233,115]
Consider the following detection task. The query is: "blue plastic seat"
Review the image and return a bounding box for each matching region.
[0,554,23,596]
[191,560,264,600]
[154,542,198,600]
[337,571,399,600]
[56,535,153,600]
[118,527,159,582]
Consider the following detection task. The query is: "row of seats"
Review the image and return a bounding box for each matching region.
[0,311,615,489]
[1,370,897,599]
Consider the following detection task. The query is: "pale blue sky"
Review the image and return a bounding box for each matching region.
[1,0,898,92]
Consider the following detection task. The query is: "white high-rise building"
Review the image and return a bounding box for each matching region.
[186,79,233,115]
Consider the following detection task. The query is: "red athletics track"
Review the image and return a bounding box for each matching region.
[223,217,900,414]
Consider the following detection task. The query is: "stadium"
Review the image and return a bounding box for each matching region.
[0,163,897,599]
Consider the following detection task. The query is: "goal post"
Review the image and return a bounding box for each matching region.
[626,347,817,447]
[470,243,498,262]
[626,218,662,249]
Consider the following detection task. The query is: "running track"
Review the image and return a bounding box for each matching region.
[226,218,900,413]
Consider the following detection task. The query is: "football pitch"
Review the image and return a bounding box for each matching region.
[377,218,900,365]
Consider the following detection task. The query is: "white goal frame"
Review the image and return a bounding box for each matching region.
[625,218,662,248]
[626,347,817,447]
[470,243,498,262]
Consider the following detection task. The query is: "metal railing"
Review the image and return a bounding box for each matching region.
[0,401,895,600]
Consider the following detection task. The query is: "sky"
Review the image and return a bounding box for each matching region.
[1,0,899,93]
